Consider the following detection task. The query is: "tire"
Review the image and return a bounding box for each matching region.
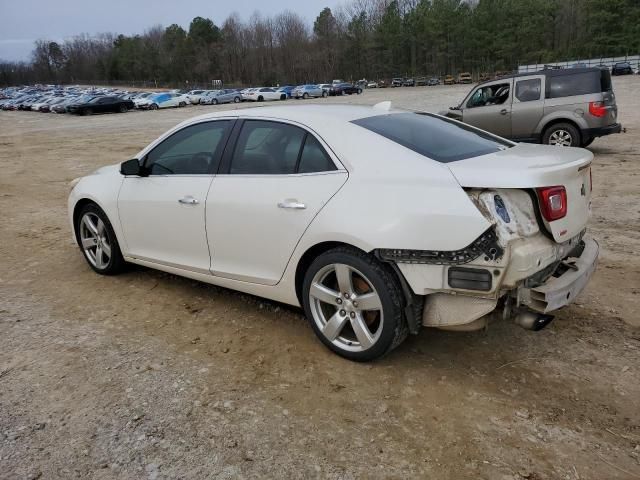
[303,93,309,99]
[179,101,186,107]
[302,247,408,362]
[212,98,218,105]
[322,91,327,98]
[234,96,240,103]
[150,104,158,110]
[542,122,581,147]
[257,96,264,102]
[280,94,286,100]
[75,203,125,275]
[357,89,362,94]
[83,108,92,116]
[119,104,127,113]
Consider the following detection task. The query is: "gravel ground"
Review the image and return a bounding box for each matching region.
[1,77,639,480]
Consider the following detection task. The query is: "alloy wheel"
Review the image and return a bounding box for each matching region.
[308,263,384,352]
[79,212,112,269]
[549,129,572,146]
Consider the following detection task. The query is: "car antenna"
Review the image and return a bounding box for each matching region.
[373,101,392,111]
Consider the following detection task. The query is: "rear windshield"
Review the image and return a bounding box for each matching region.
[547,70,611,98]
[352,112,512,163]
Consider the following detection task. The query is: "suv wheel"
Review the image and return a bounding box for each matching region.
[543,123,580,147]
[302,247,408,361]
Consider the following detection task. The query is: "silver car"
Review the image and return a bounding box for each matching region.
[445,67,621,147]
[201,89,242,105]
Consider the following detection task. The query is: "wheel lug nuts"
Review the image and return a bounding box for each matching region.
[353,301,358,308]
[340,310,346,316]
[349,312,356,318]
[343,292,349,298]
[336,298,342,304]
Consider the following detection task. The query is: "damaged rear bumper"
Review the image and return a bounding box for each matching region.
[519,236,599,313]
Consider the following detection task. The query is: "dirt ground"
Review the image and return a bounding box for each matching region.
[1,78,639,480]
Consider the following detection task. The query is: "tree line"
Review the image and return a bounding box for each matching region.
[1,0,639,87]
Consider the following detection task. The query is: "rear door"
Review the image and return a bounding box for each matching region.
[461,78,513,138]
[206,119,348,285]
[510,75,545,141]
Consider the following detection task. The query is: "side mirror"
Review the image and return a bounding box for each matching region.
[120,158,146,176]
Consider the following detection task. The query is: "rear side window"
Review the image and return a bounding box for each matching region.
[547,71,607,98]
[352,113,511,163]
[298,135,335,173]
[515,79,541,102]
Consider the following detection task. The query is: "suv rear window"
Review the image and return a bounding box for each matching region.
[547,70,611,98]
[352,113,512,163]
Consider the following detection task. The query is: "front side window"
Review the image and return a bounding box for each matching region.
[466,83,510,108]
[145,121,231,175]
[352,112,512,163]
[515,79,542,102]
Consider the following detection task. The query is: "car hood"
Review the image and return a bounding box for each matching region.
[89,164,121,177]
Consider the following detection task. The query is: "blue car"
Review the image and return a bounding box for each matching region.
[276,85,295,98]
[291,84,326,99]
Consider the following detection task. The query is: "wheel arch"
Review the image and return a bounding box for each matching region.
[538,115,586,140]
[294,241,367,306]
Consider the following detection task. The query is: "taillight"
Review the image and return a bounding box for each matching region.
[536,186,567,221]
[589,101,607,118]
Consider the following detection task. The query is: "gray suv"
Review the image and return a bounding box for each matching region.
[445,67,621,147]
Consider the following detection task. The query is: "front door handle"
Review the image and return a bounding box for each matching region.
[500,109,510,115]
[178,196,199,205]
[278,199,306,210]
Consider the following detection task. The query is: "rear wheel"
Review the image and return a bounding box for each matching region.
[258,96,264,102]
[302,247,408,361]
[322,91,327,98]
[76,204,125,275]
[303,92,309,99]
[234,96,240,103]
[179,101,186,107]
[212,98,218,105]
[83,108,92,116]
[119,104,127,113]
[150,103,158,110]
[280,94,287,100]
[543,123,581,147]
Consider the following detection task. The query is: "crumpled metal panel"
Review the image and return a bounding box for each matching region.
[422,292,497,327]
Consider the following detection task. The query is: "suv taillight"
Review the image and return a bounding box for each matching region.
[536,186,567,221]
[589,101,607,118]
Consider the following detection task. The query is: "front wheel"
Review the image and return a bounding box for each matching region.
[280,94,287,100]
[234,96,240,103]
[302,247,408,361]
[543,123,581,147]
[212,98,218,105]
[119,104,127,113]
[150,103,158,110]
[76,204,125,275]
[322,91,327,98]
[303,92,309,99]
[179,101,186,107]
[357,89,362,94]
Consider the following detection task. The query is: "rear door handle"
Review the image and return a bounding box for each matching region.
[178,196,199,205]
[500,109,510,115]
[278,199,306,210]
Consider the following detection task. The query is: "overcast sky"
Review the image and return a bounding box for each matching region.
[0,0,339,62]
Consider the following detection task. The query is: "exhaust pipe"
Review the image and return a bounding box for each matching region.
[514,310,554,331]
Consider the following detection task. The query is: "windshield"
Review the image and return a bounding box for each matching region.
[352,112,512,163]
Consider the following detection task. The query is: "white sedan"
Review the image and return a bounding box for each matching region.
[68,105,598,361]
[243,87,287,102]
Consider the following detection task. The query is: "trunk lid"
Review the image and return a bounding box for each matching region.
[448,143,593,243]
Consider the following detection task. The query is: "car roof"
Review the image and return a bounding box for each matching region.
[475,66,606,87]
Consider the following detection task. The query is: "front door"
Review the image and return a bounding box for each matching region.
[118,120,233,273]
[462,79,513,138]
[206,119,347,285]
